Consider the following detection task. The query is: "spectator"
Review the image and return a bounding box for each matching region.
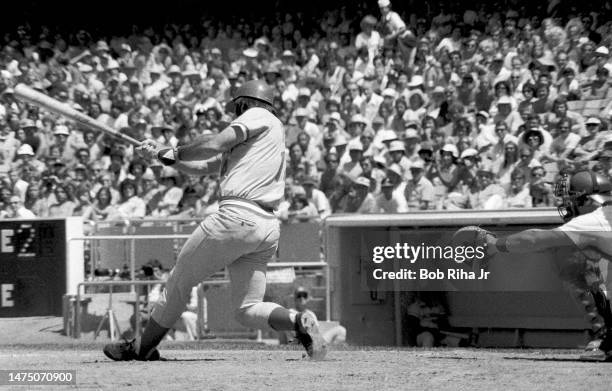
[287,141,316,180]
[583,67,611,100]
[340,176,376,213]
[404,160,434,210]
[520,123,553,162]
[549,118,582,163]
[2,3,610,222]
[356,15,383,64]
[113,179,147,220]
[529,166,555,207]
[3,195,35,219]
[46,184,76,217]
[430,144,461,209]
[360,155,386,193]
[301,176,332,220]
[470,168,506,209]
[73,187,94,218]
[151,167,183,217]
[493,137,520,192]
[377,0,408,59]
[340,141,364,178]
[573,117,606,161]
[505,169,533,208]
[287,189,319,222]
[12,143,45,175]
[546,97,584,131]
[375,177,408,213]
[24,182,48,217]
[86,187,118,221]
[0,118,20,176]
[387,140,411,176]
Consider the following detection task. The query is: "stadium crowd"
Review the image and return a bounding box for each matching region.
[2,0,612,221]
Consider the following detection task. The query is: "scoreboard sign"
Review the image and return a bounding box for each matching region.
[0,218,83,317]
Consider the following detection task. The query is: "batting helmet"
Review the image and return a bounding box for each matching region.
[232,80,274,105]
[555,170,612,221]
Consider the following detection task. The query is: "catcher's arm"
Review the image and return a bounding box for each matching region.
[489,229,576,256]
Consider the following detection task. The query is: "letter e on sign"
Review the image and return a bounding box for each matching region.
[1,229,14,253]
[1,284,14,307]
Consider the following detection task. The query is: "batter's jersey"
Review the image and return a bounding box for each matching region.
[555,205,612,257]
[219,107,286,209]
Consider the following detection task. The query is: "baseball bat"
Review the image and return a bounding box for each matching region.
[13,83,142,147]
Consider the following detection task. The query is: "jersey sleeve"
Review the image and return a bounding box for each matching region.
[554,210,604,248]
[230,107,270,142]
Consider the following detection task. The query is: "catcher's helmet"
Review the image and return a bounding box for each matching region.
[555,170,612,221]
[232,79,274,105]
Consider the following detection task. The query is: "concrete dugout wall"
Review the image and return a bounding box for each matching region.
[325,209,596,348]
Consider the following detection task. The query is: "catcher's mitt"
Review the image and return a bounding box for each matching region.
[451,226,496,251]
[451,226,497,270]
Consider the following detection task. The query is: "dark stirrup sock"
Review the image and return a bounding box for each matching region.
[138,318,170,359]
[267,307,295,331]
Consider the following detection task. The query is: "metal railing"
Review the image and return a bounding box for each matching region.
[71,234,330,340]
[70,234,330,314]
[74,279,229,340]
[74,260,329,341]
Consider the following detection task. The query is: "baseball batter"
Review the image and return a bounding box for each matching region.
[103,80,327,361]
[454,171,612,361]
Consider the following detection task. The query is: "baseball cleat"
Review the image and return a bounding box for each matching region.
[295,310,328,361]
[103,339,160,361]
[579,348,612,362]
[579,340,612,362]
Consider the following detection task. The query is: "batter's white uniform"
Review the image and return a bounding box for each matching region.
[152,107,287,330]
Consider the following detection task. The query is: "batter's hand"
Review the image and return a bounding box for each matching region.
[136,139,164,160]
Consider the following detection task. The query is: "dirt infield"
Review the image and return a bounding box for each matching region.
[1,317,611,390]
[1,346,611,391]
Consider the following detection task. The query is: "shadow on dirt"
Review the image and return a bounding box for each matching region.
[159,358,227,362]
[502,356,604,363]
[423,356,477,360]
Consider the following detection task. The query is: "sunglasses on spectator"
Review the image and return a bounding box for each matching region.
[295,293,308,299]
[521,154,531,158]
[533,171,544,177]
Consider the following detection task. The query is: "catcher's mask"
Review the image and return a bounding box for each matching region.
[555,170,612,221]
